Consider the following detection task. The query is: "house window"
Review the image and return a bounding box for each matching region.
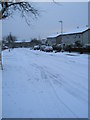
[74,35,76,38]
[79,35,80,38]
[67,36,69,39]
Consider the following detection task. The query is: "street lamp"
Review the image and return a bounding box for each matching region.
[59,20,63,34]
[59,20,64,52]
[77,26,79,29]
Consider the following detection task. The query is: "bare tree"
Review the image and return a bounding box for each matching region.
[0,1,39,70]
[5,33,16,50]
[0,1,39,25]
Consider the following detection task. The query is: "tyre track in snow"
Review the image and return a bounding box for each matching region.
[14,49,88,116]
[31,59,88,117]
[45,74,79,118]
[32,64,80,118]
[3,49,88,118]
[32,63,87,103]
[48,71,88,103]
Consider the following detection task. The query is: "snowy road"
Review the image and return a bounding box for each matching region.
[2,48,88,118]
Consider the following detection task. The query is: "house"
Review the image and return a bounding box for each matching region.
[62,28,90,46]
[47,28,90,46]
[82,28,90,45]
[47,33,62,46]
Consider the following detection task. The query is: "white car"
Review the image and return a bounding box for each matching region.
[44,46,53,52]
[40,45,47,51]
[34,45,40,50]
[84,44,90,49]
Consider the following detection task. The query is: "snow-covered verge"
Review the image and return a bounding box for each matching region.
[2,48,88,118]
[0,68,2,119]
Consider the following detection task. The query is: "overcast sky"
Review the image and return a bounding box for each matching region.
[2,2,88,41]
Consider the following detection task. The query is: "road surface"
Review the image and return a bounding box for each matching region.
[2,48,88,118]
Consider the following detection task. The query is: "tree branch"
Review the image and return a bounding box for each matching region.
[0,1,39,25]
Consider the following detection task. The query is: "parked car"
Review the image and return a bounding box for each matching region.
[44,46,53,52]
[84,44,90,49]
[40,45,47,51]
[34,45,40,50]
[2,45,8,50]
[52,44,62,52]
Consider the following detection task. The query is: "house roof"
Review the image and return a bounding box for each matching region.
[47,28,89,39]
[15,40,30,43]
[47,33,61,38]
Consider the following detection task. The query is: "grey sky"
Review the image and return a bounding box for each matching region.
[2,2,88,41]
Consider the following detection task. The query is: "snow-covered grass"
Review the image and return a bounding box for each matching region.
[2,48,88,118]
[0,67,2,120]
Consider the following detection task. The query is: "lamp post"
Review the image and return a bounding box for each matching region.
[77,26,79,29]
[59,20,64,51]
[59,20,63,34]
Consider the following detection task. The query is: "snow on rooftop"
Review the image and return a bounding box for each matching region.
[47,27,89,38]
[63,27,88,35]
[47,33,61,38]
[15,40,30,43]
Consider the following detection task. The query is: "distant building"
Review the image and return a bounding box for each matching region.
[47,28,90,46]
[47,33,62,46]
[41,38,47,45]
[4,40,31,48]
[0,41,2,69]
[4,39,42,48]
[13,40,31,48]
